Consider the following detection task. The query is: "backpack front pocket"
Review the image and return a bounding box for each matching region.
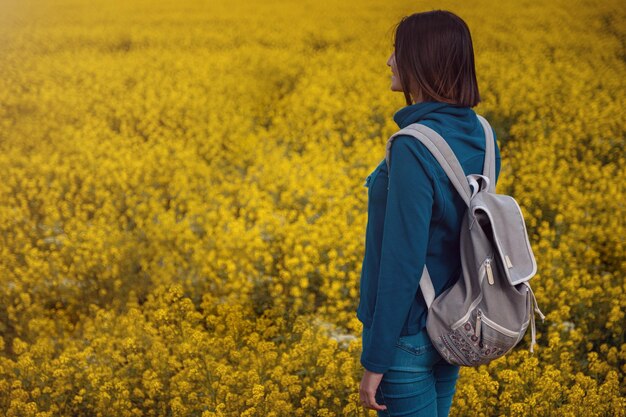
[478,309,518,337]
[461,309,513,358]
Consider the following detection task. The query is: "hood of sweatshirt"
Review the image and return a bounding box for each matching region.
[392,100,489,155]
[393,101,480,134]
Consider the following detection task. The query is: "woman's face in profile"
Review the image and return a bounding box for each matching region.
[387,51,403,92]
[387,50,421,103]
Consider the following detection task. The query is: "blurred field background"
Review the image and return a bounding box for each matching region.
[0,0,624,416]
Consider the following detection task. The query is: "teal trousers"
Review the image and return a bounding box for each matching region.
[362,326,461,417]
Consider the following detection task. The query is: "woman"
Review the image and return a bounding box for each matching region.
[357,10,501,417]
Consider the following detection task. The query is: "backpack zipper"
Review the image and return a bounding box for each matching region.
[475,309,482,337]
[450,261,488,330]
[477,308,519,338]
[485,258,494,285]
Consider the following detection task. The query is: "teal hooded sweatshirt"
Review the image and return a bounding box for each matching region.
[357,101,502,374]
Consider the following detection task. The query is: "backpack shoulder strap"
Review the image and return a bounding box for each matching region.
[476,115,496,193]
[385,115,498,202]
[386,123,472,207]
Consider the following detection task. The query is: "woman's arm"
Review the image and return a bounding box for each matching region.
[360,135,435,374]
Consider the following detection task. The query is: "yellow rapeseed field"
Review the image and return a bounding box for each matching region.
[0,0,624,415]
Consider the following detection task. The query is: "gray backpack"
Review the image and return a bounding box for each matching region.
[385,115,546,367]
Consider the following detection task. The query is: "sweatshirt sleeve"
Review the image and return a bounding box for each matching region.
[360,136,434,374]
[493,127,502,182]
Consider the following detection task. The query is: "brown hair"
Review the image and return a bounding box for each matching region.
[392,10,481,107]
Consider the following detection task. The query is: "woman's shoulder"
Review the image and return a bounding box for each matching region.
[386,134,440,182]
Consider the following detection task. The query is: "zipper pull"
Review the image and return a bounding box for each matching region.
[475,309,482,337]
[486,258,494,285]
